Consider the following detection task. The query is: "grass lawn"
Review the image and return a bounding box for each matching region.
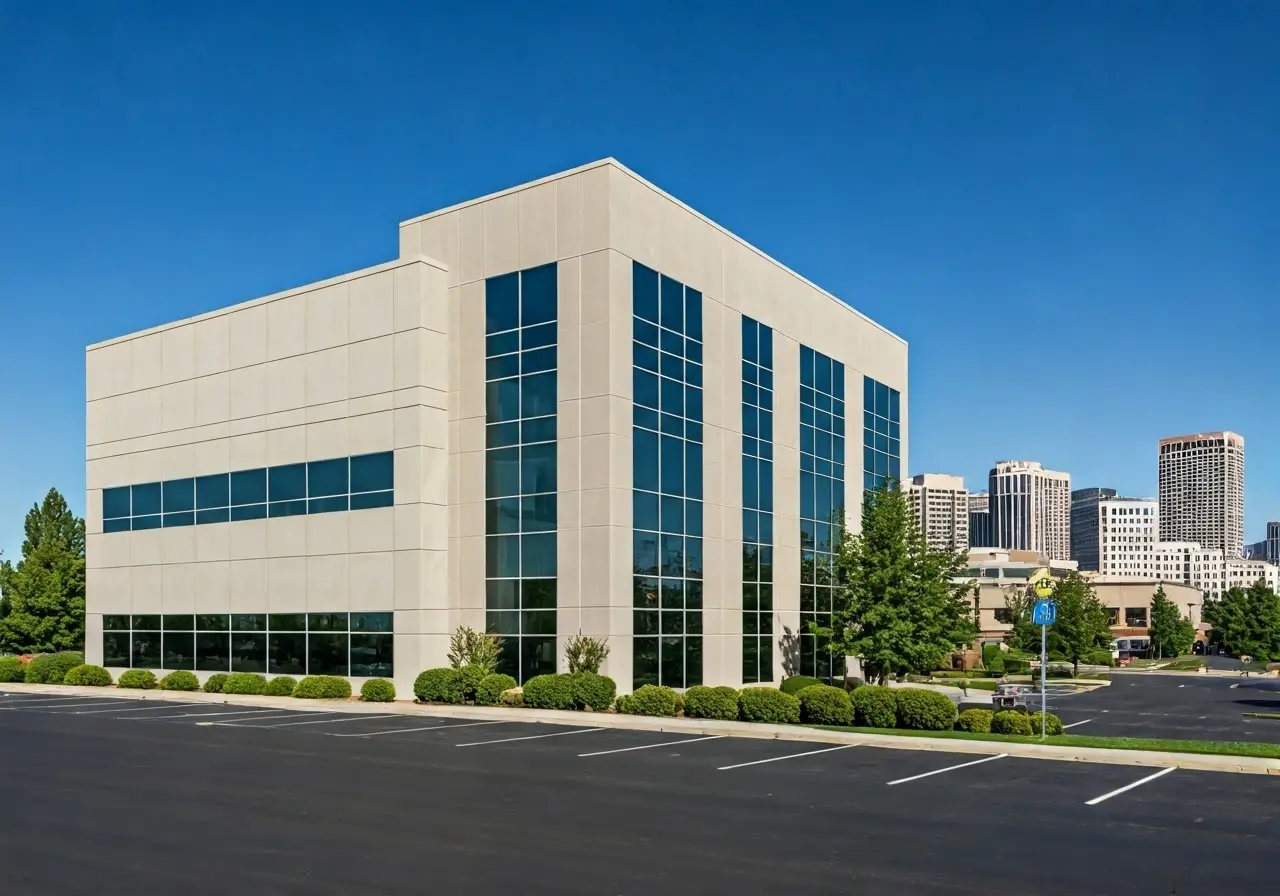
[808,725,1280,759]
[1243,712,1280,721]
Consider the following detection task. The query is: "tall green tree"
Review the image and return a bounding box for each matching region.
[813,483,977,684]
[1002,587,1040,653]
[1148,584,1196,658]
[0,489,86,653]
[1204,581,1280,662]
[1045,572,1112,676]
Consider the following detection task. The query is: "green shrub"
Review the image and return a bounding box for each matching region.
[1029,711,1064,736]
[956,708,994,733]
[616,684,678,717]
[414,668,465,704]
[118,669,158,690]
[1086,648,1115,667]
[0,656,26,683]
[797,684,853,726]
[263,675,298,696]
[673,689,684,715]
[159,670,200,691]
[992,710,1033,736]
[564,631,610,674]
[459,664,487,702]
[1003,657,1029,674]
[851,684,898,728]
[522,674,576,710]
[475,673,518,706]
[499,687,524,707]
[780,675,824,696]
[738,687,801,724]
[222,672,268,695]
[845,677,863,690]
[683,685,740,720]
[446,626,503,674]
[293,675,352,699]
[570,672,616,711]
[360,679,396,702]
[203,673,229,694]
[24,651,85,684]
[894,688,957,731]
[63,664,112,687]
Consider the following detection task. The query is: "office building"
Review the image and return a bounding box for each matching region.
[83,159,908,697]
[968,492,992,548]
[1070,487,1116,571]
[1268,522,1280,564]
[988,460,1071,561]
[1152,542,1225,597]
[1158,431,1244,559]
[1096,497,1159,577]
[906,474,969,552]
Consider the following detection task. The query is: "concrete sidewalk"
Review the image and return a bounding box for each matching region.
[4,682,1278,776]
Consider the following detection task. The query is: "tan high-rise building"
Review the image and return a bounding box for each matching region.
[906,474,969,552]
[988,460,1071,561]
[1158,431,1244,558]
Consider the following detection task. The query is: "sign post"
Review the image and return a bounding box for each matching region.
[1032,580,1057,742]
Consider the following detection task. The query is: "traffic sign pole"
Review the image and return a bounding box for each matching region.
[1041,621,1047,740]
[1032,579,1055,742]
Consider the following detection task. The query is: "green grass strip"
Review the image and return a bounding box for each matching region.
[808,725,1280,759]
[1242,712,1280,721]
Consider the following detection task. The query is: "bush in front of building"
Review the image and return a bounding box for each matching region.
[893,688,957,731]
[414,668,465,704]
[851,685,898,728]
[459,664,488,702]
[24,651,85,684]
[1029,711,1064,736]
[797,684,853,726]
[0,656,26,683]
[263,675,298,697]
[981,644,1005,673]
[475,673,518,706]
[992,710,1033,736]
[779,675,824,696]
[955,708,994,733]
[1086,648,1115,667]
[118,669,158,690]
[63,664,113,687]
[359,678,395,702]
[222,672,268,695]
[616,684,679,717]
[683,685,740,721]
[203,673,230,694]
[293,676,352,699]
[499,687,523,707]
[159,670,200,691]
[738,687,801,724]
[570,672,616,711]
[522,674,576,711]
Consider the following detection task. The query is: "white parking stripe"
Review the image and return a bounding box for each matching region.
[1085,767,1176,805]
[241,713,400,729]
[887,753,1008,786]
[456,727,605,747]
[1063,718,1095,729]
[330,720,505,738]
[2,700,136,711]
[128,708,282,721]
[208,712,340,727]
[717,744,856,771]
[67,702,205,715]
[579,735,727,757]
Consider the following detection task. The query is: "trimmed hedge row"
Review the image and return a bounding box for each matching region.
[294,675,352,699]
[797,684,852,726]
[475,673,517,706]
[779,675,825,696]
[361,679,396,702]
[160,670,200,691]
[119,669,158,690]
[223,672,268,695]
[64,664,113,687]
[264,676,298,697]
[684,685,739,720]
[25,652,84,684]
[204,673,230,694]
[739,687,800,723]
[0,656,25,683]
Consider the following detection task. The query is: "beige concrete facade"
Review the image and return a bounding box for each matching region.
[85,159,907,695]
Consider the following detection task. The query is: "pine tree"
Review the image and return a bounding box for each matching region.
[0,489,86,653]
[814,483,976,684]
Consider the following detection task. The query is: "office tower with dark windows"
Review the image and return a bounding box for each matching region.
[84,159,907,695]
[968,492,992,548]
[1070,487,1117,571]
[988,460,1071,561]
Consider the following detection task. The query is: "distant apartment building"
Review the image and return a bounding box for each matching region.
[1152,542,1226,597]
[1070,487,1117,571]
[1097,497,1159,577]
[1225,559,1280,593]
[906,474,969,552]
[1158,431,1244,559]
[968,492,992,548]
[988,460,1071,561]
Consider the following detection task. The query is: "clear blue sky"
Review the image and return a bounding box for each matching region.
[1,0,1277,561]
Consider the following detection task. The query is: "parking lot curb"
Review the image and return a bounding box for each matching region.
[6,682,1279,775]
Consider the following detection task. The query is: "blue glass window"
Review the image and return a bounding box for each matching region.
[103,486,131,520]
[230,469,267,506]
[350,452,393,494]
[307,458,348,498]
[485,263,559,685]
[862,375,901,494]
[196,474,229,510]
[132,483,162,516]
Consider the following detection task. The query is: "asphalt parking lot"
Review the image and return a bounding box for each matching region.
[2,689,1277,894]
[1037,673,1280,742]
